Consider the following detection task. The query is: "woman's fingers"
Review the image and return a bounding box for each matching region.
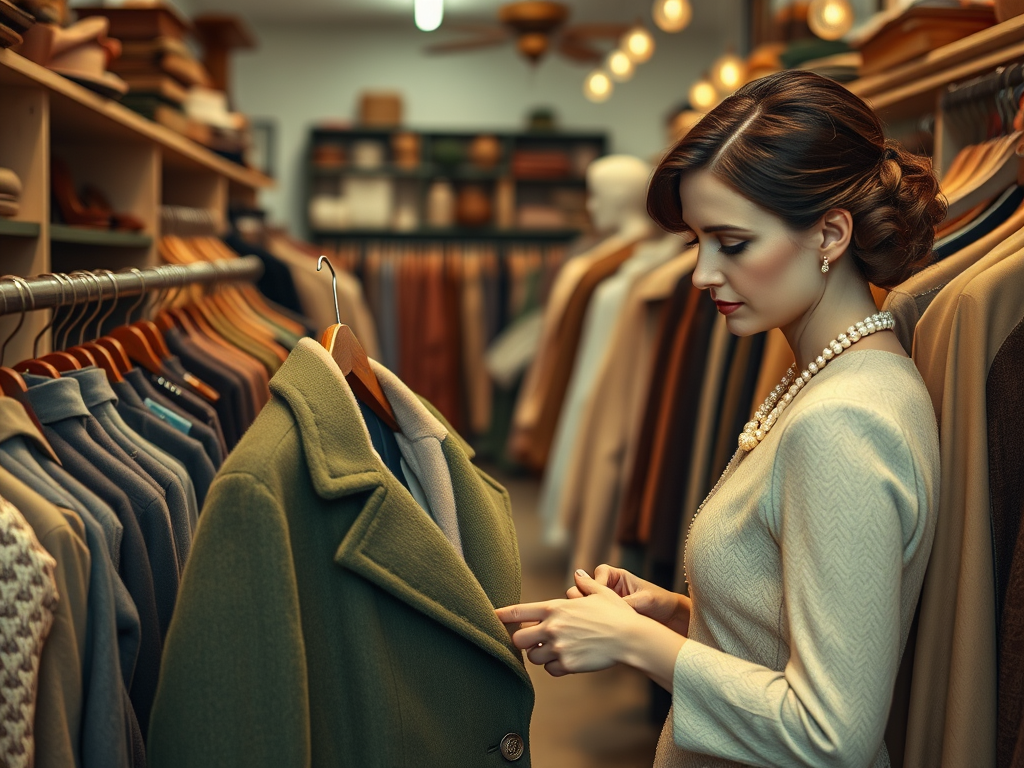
[526,644,559,666]
[496,601,553,625]
[566,586,583,599]
[544,659,570,677]
[510,622,548,650]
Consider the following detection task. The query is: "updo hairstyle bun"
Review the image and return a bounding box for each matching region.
[647,71,948,289]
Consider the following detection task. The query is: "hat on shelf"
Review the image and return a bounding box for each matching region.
[18,16,129,98]
[184,86,245,131]
[0,167,23,218]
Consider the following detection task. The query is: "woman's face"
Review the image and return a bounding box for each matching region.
[679,170,823,337]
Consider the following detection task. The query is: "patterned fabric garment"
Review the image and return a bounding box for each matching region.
[0,494,59,768]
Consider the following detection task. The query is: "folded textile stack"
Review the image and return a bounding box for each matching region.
[75,3,212,142]
[512,149,571,179]
[0,167,21,217]
[0,0,34,48]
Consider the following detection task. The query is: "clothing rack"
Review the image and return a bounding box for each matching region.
[0,257,264,315]
[942,62,1024,110]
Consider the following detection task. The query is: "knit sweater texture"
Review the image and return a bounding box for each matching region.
[654,350,939,768]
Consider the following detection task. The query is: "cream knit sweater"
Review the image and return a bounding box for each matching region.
[654,350,938,768]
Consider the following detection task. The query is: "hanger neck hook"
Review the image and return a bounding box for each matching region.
[94,269,119,338]
[63,271,93,351]
[316,256,341,325]
[0,276,28,366]
[79,272,106,347]
[31,274,64,357]
[124,268,147,324]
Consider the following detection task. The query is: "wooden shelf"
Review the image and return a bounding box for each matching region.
[0,48,272,190]
[0,220,41,238]
[848,16,1024,118]
[312,227,582,241]
[50,224,153,247]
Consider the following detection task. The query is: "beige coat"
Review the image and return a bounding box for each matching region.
[902,244,1024,768]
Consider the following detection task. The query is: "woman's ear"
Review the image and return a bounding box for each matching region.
[819,208,853,262]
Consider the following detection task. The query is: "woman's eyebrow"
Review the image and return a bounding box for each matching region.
[702,225,751,234]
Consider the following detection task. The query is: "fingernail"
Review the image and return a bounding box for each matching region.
[575,569,589,578]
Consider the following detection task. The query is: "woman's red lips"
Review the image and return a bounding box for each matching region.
[714,301,743,315]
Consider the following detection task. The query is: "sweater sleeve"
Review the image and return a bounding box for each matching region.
[670,399,914,768]
[147,472,311,768]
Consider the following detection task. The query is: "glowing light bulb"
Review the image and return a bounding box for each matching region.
[652,0,692,33]
[689,79,718,110]
[710,53,746,93]
[584,70,613,103]
[622,26,655,63]
[606,50,635,82]
[808,0,853,40]
[415,0,443,31]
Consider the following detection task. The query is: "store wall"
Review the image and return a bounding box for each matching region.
[232,21,734,232]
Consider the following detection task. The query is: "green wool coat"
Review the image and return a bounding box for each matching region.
[147,338,535,767]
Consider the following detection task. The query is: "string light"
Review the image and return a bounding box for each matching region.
[606,50,635,82]
[710,52,746,93]
[808,0,853,40]
[689,79,718,110]
[621,25,655,63]
[584,70,613,103]
[414,0,443,31]
[652,0,692,33]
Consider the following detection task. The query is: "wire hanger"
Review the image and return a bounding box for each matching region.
[12,276,63,377]
[317,256,400,432]
[107,268,165,374]
[0,278,29,395]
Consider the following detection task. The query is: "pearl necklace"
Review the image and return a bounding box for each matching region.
[738,311,895,452]
[681,310,895,590]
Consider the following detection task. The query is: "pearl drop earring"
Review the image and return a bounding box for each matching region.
[821,255,830,274]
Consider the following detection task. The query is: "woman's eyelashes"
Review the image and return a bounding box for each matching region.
[683,237,750,256]
[720,241,750,256]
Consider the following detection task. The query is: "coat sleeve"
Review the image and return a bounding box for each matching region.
[147,472,311,768]
[669,400,915,768]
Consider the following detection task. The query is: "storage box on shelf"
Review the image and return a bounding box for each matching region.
[0,45,272,364]
[305,126,605,243]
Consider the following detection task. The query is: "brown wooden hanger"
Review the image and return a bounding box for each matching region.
[6,276,65,377]
[107,268,165,375]
[317,256,399,432]
[0,277,31,395]
[66,272,124,383]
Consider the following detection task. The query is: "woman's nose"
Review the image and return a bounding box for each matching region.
[691,250,723,292]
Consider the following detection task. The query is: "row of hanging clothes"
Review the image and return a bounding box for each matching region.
[0,255,313,768]
[877,63,1024,768]
[509,62,1024,768]
[317,238,571,458]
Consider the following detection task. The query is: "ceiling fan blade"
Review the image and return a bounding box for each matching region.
[562,22,631,40]
[557,38,603,64]
[425,35,511,55]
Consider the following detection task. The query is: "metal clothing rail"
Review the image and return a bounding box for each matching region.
[0,257,264,316]
[942,61,1024,110]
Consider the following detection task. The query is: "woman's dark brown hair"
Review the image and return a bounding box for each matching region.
[648,70,947,289]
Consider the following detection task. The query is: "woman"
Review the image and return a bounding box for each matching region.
[496,70,944,768]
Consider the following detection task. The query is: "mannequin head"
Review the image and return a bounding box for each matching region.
[586,154,653,236]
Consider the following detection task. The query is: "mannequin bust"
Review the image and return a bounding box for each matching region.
[586,154,655,241]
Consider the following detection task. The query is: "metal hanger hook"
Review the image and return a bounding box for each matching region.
[63,271,94,351]
[124,267,147,324]
[0,276,28,366]
[32,273,67,357]
[79,272,106,347]
[317,256,341,325]
[94,269,119,338]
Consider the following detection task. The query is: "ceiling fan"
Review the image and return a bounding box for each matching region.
[424,1,631,65]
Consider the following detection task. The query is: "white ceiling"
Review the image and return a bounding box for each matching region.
[185,0,737,32]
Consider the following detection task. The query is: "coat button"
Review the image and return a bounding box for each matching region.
[500,732,524,762]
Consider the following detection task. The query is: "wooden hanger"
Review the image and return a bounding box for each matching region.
[317,257,399,432]
[64,272,123,382]
[0,278,33,393]
[106,268,165,375]
[3,275,66,377]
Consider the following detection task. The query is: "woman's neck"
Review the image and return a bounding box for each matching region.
[781,284,896,371]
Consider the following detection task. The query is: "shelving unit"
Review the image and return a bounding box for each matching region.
[306,126,605,244]
[0,46,273,364]
[846,15,1024,173]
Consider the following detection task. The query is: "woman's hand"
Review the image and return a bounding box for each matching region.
[568,564,692,637]
[496,570,686,691]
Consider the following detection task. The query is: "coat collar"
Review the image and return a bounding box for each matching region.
[0,396,62,465]
[269,339,530,686]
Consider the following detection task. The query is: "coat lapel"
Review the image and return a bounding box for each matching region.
[271,340,530,686]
